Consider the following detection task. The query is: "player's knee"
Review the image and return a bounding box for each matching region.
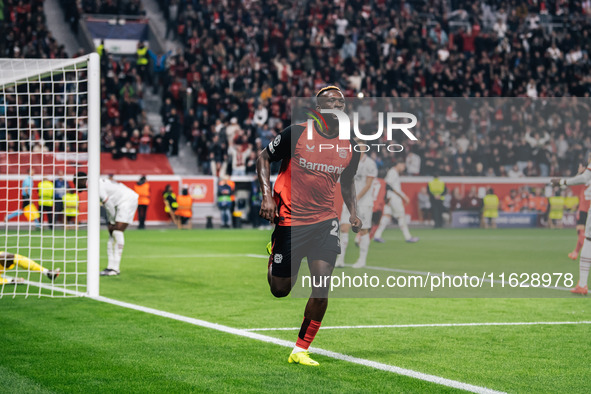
[269,277,292,298]
[270,285,290,298]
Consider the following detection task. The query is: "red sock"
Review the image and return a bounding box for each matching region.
[576,229,585,253]
[295,318,321,350]
[369,224,378,240]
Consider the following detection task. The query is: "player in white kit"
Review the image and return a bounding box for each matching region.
[336,151,377,269]
[75,172,138,276]
[374,161,419,243]
[553,168,591,295]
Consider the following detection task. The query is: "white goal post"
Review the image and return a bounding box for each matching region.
[0,54,100,298]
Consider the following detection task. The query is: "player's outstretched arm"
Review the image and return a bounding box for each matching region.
[552,168,591,187]
[256,149,277,222]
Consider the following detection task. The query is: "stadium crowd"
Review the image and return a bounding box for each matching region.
[4,0,591,177]
[0,0,151,159]
[146,0,591,177]
[0,0,68,59]
[79,0,144,15]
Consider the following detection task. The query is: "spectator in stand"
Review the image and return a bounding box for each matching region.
[209,135,227,177]
[523,161,540,177]
[165,108,181,156]
[529,188,547,213]
[10,0,591,179]
[508,164,524,178]
[153,127,169,154]
[148,49,172,95]
[517,187,531,212]
[463,187,483,212]
[450,188,464,211]
[502,189,519,213]
[245,151,257,175]
[253,102,268,129]
[139,125,153,154]
[121,141,137,160]
[228,131,252,176]
[405,148,421,176]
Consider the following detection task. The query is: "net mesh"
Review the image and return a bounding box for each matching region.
[0,57,91,297]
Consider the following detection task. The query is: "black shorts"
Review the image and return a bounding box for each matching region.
[269,218,341,278]
[578,211,588,226]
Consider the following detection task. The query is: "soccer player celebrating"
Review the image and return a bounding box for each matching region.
[552,170,591,295]
[335,145,377,269]
[257,86,361,366]
[0,252,60,284]
[373,161,419,244]
[75,172,139,276]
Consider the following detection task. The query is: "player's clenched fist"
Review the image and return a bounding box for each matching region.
[350,215,362,233]
[259,195,278,222]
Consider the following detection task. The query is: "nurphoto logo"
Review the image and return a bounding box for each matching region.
[305,108,418,153]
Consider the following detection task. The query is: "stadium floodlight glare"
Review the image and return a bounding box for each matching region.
[0,54,100,298]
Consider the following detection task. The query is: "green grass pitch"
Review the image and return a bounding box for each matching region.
[1,228,590,393]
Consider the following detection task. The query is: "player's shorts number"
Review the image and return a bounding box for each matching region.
[330,220,339,237]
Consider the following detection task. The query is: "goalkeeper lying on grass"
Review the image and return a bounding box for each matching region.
[0,252,60,284]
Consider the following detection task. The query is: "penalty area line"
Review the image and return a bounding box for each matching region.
[244,320,591,332]
[90,295,504,394]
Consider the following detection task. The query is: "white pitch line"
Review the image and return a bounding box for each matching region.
[90,295,504,394]
[1,275,84,297]
[246,253,269,259]
[137,253,261,259]
[244,321,591,332]
[132,253,270,260]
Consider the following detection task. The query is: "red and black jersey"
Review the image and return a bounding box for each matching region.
[267,122,360,226]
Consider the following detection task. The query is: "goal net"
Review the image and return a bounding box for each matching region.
[0,54,100,298]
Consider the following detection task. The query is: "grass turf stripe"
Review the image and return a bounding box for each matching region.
[90,295,505,394]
